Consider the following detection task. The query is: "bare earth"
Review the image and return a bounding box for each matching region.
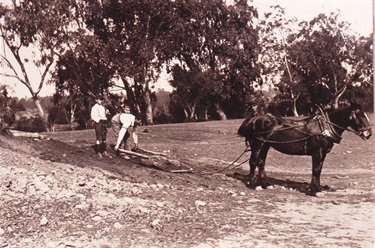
[0,118,374,248]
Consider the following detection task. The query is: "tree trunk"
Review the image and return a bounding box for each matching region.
[33,97,49,131]
[69,99,76,129]
[214,103,227,120]
[203,108,208,121]
[184,103,197,121]
[291,91,299,117]
[333,74,348,109]
[143,88,153,125]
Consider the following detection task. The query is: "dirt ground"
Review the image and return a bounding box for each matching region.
[0,119,374,248]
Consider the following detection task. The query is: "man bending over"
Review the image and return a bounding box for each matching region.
[111,113,140,159]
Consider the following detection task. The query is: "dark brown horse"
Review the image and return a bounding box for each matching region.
[237,104,372,195]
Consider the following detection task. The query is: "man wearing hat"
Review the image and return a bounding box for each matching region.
[111,111,140,159]
[90,94,112,159]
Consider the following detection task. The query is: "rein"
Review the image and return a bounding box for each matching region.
[200,145,251,175]
[323,120,358,135]
[324,119,371,135]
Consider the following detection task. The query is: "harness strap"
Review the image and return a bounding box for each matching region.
[254,135,314,144]
[316,106,342,143]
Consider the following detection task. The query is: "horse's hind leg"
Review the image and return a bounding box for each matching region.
[247,151,258,188]
[247,143,270,189]
[257,145,270,188]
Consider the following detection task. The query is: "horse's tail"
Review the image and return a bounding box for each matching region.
[238,115,278,139]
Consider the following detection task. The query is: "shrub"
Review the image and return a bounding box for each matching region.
[15,116,47,132]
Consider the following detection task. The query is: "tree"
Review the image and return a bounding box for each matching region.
[152,89,171,124]
[170,65,224,121]
[82,0,183,124]
[286,13,372,109]
[53,33,117,124]
[170,0,259,120]
[0,85,15,134]
[258,9,373,115]
[0,0,78,130]
[257,5,309,116]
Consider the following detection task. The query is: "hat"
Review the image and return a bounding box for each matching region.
[124,105,131,112]
[96,94,104,100]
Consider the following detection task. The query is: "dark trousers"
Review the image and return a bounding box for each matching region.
[94,120,107,153]
[94,120,107,142]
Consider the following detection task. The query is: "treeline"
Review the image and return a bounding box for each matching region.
[0,1,372,132]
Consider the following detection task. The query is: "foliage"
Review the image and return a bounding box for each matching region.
[9,98,26,112]
[0,85,16,134]
[2,0,372,125]
[258,8,373,116]
[81,0,184,124]
[152,90,172,124]
[14,116,47,132]
[54,35,116,98]
[48,106,69,125]
[0,0,80,130]
[169,0,259,120]
[52,34,116,127]
[285,13,371,110]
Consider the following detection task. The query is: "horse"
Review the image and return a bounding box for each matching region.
[237,104,372,195]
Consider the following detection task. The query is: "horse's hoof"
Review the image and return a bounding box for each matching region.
[322,185,335,191]
[245,180,254,189]
[315,192,326,197]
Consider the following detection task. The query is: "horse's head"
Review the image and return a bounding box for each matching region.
[348,106,372,140]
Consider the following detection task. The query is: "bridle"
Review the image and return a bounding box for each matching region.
[327,109,372,137]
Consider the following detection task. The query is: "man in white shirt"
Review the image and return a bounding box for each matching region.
[111,112,140,159]
[90,95,112,159]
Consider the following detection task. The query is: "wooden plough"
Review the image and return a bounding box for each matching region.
[117,148,193,173]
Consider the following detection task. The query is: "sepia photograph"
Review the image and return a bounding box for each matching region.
[0,0,373,247]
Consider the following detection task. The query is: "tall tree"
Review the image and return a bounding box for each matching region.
[170,0,259,119]
[53,33,117,124]
[257,5,308,116]
[0,0,78,130]
[287,13,372,109]
[83,0,182,124]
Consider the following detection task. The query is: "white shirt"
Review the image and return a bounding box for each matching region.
[112,113,135,128]
[91,103,107,123]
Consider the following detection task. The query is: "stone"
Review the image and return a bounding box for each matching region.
[315,192,326,198]
[40,215,48,226]
[114,222,123,229]
[195,200,206,207]
[255,186,263,191]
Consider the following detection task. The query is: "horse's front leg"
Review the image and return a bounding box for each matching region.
[310,150,327,195]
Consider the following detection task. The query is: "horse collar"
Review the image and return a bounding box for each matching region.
[317,108,342,144]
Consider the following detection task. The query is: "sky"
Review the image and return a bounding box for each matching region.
[0,0,373,98]
[253,0,373,35]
